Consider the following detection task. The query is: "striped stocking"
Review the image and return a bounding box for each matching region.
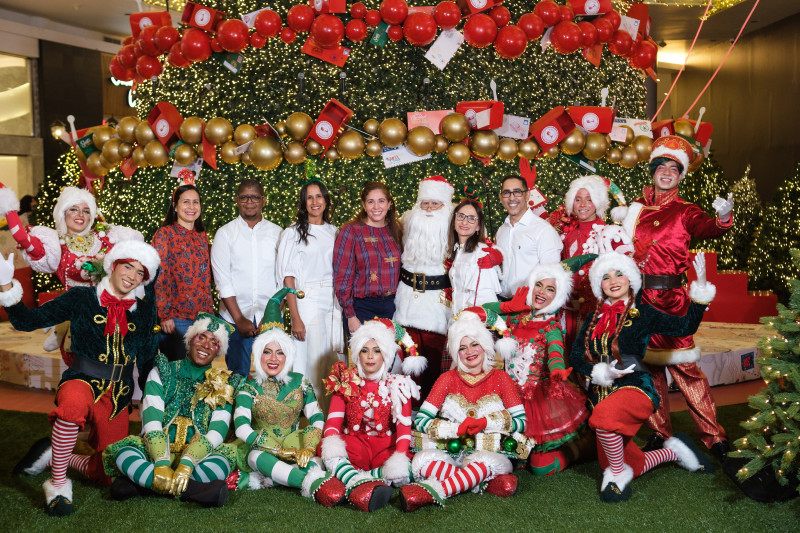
[51,419,80,487]
[368,466,383,479]
[595,429,625,475]
[641,448,678,474]
[191,454,231,482]
[248,451,305,489]
[331,458,360,487]
[422,460,456,481]
[440,462,489,497]
[67,454,90,476]
[114,446,154,488]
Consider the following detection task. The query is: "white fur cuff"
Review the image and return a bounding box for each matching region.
[382,451,411,486]
[43,478,72,503]
[590,362,614,387]
[664,436,701,472]
[411,449,451,480]
[600,464,633,491]
[301,465,327,498]
[321,435,348,471]
[0,187,19,217]
[0,279,23,307]
[689,281,716,305]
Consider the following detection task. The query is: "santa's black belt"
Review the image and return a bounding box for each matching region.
[70,354,134,382]
[641,274,684,290]
[400,268,451,292]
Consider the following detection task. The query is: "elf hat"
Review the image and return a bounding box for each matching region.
[455,305,516,363]
[103,240,160,286]
[184,312,234,359]
[252,287,302,383]
[417,175,454,205]
[527,254,597,315]
[54,186,97,236]
[350,319,420,379]
[588,253,642,300]
[649,135,694,179]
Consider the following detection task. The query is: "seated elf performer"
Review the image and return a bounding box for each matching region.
[103,312,242,507]
[231,288,346,507]
[569,252,716,503]
[399,310,533,512]
[320,319,423,512]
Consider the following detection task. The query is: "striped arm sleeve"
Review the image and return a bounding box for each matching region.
[545,326,566,372]
[141,367,165,434]
[233,388,257,445]
[323,393,346,437]
[508,404,526,433]
[302,381,325,430]
[394,397,413,453]
[414,401,439,433]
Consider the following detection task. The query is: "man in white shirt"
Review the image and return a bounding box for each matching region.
[211,179,281,377]
[495,174,562,299]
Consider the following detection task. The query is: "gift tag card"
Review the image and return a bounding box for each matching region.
[493,114,530,140]
[407,110,454,134]
[425,29,463,71]
[234,140,254,155]
[170,157,203,178]
[213,52,244,74]
[528,186,547,208]
[301,38,350,67]
[619,16,640,39]
[370,21,389,47]
[562,152,597,173]
[241,7,270,27]
[541,27,553,51]
[583,43,603,67]
[381,145,431,168]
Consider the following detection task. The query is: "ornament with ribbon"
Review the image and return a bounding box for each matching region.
[100,289,136,337]
[192,367,236,410]
[459,185,482,208]
[324,361,362,401]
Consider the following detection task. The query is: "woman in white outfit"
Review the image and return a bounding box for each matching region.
[277,179,343,413]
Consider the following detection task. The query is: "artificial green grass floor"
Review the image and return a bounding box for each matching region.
[1,404,798,533]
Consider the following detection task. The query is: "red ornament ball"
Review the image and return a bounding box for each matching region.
[109,56,134,81]
[463,13,498,48]
[254,10,282,39]
[138,25,161,57]
[287,5,315,33]
[181,28,212,62]
[123,35,135,46]
[403,12,438,46]
[117,44,138,69]
[433,1,461,30]
[210,37,223,53]
[559,5,574,22]
[550,21,582,54]
[607,29,633,56]
[517,13,544,41]
[351,2,367,19]
[630,39,657,69]
[310,14,345,48]
[365,10,382,27]
[154,26,179,54]
[489,6,511,28]
[345,19,368,42]
[533,0,561,28]
[380,0,409,26]
[250,32,266,49]
[135,54,162,79]
[494,25,527,59]
[280,27,298,44]
[603,10,621,32]
[387,25,404,42]
[168,42,191,68]
[217,19,250,53]
[578,21,597,48]
[593,17,614,43]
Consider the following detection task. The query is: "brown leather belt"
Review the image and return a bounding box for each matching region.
[642,273,684,290]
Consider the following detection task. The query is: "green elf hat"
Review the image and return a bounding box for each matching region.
[258,287,304,334]
[252,287,304,383]
[460,185,482,207]
[184,312,236,357]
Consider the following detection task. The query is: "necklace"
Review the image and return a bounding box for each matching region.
[64,232,95,254]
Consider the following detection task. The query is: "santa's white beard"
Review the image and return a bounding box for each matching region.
[401,204,452,269]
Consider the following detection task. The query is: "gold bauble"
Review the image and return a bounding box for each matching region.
[363,119,380,135]
[101,138,123,164]
[173,143,198,166]
[496,138,518,161]
[582,132,609,161]
[97,153,113,170]
[324,147,340,161]
[406,126,435,156]
[605,147,623,164]
[518,140,540,159]
[285,112,314,142]
[544,145,560,159]
[378,118,407,147]
[619,145,639,168]
[365,140,383,157]
[116,116,139,144]
[440,113,470,142]
[433,135,449,153]
[559,128,585,155]
[618,125,634,146]
[284,142,307,164]
[446,143,471,166]
[87,152,109,176]
[179,117,205,145]
[337,130,366,159]
[673,119,695,139]
[241,151,252,166]
[234,124,257,146]
[144,140,170,167]
[135,121,156,145]
[117,142,133,160]
[632,135,653,161]
[131,146,148,167]
[305,139,324,156]
[469,130,499,158]
[220,141,241,165]
[248,136,283,171]
[275,121,287,136]
[92,126,115,150]
[204,117,234,145]
[687,152,704,173]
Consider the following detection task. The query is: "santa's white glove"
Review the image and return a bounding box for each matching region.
[591,360,636,387]
[0,253,15,286]
[689,252,716,304]
[693,252,707,288]
[597,226,633,254]
[712,193,734,222]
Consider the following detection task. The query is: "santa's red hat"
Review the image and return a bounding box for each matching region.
[417,175,454,206]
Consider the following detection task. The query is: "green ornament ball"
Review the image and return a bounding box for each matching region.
[447,438,463,454]
[502,437,517,453]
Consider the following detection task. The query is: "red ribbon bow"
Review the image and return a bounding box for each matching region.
[100,290,135,337]
[590,300,627,340]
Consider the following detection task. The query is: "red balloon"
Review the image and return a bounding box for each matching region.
[533,0,561,28]
[550,21,582,54]
[365,10,382,27]
[603,10,621,32]
[138,25,161,56]
[387,25,404,42]
[217,19,250,53]
[630,39,657,69]
[351,2,367,19]
[181,29,212,62]
[433,1,461,30]
[403,12,437,46]
[109,56,134,81]
[287,5,315,33]
[463,13,497,48]
[123,35,135,46]
[280,27,297,44]
[578,21,597,48]
[136,54,162,79]
[168,42,191,68]
[494,25,527,59]
[517,13,544,41]
[250,32,266,49]
[345,19,368,42]
[255,10,282,39]
[559,5,574,22]
[607,30,633,56]
[380,0,409,26]
[134,39,146,57]
[118,44,138,69]
[593,18,614,43]
[489,6,511,28]
[311,14,345,48]
[210,37,223,53]
[154,26,179,54]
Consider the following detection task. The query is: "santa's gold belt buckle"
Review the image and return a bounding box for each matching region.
[413,272,426,293]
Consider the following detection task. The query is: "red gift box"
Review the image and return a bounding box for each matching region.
[568,106,616,133]
[683,120,713,147]
[129,11,172,38]
[528,106,575,150]
[456,0,502,16]
[456,101,504,130]
[567,0,612,16]
[148,102,184,148]
[181,2,226,33]
[310,0,347,14]
[625,3,651,41]
[651,119,674,139]
[305,99,354,154]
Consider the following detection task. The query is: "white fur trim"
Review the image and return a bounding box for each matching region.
[382,451,411,487]
[350,320,398,379]
[54,187,96,236]
[25,226,61,273]
[565,175,610,219]
[251,327,295,384]
[447,314,495,372]
[393,283,449,335]
[106,224,144,244]
[621,202,643,240]
[590,362,614,387]
[643,345,701,365]
[345,471,376,491]
[463,450,512,477]
[588,253,642,300]
[25,442,52,475]
[650,145,689,178]
[423,479,448,500]
[689,281,716,305]
[43,477,72,503]
[0,186,20,217]
[248,471,267,490]
[411,449,452,480]
[610,205,628,224]
[526,261,573,315]
[417,177,454,205]
[0,279,23,307]
[321,435,348,471]
[401,355,428,377]
[495,336,518,362]
[600,464,633,491]
[94,276,137,311]
[103,240,160,286]
[301,465,327,498]
[183,317,230,361]
[664,436,701,472]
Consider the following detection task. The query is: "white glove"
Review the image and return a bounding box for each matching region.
[693,252,707,287]
[0,253,15,286]
[712,193,734,221]
[591,360,636,387]
[597,225,632,254]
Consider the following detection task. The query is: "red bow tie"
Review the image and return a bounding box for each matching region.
[590,300,627,340]
[100,290,135,337]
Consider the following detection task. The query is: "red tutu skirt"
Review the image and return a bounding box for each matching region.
[521,379,589,450]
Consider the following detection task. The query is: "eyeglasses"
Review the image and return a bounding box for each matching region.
[500,189,526,198]
[237,194,263,203]
[455,213,478,223]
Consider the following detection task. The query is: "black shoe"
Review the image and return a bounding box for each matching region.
[710,440,730,463]
[13,437,52,476]
[110,477,142,501]
[180,479,228,507]
[600,481,632,503]
[45,495,74,517]
[642,433,665,452]
[367,483,394,512]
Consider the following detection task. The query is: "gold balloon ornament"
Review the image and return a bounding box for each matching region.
[173,143,198,166]
[284,142,307,165]
[363,119,380,135]
[220,141,241,165]
[87,152,109,176]
[131,146,148,167]
[101,138,123,164]
[241,151,252,166]
[117,141,133,160]
[605,146,623,164]
[495,138,518,161]
[249,136,283,171]
[234,124,257,146]
[305,139,324,156]
[406,126,435,156]
[337,130,366,159]
[433,135,449,153]
[687,152,705,173]
[204,117,233,145]
[378,118,407,147]
[324,147,340,161]
[446,143,471,166]
[559,128,585,155]
[440,113,470,143]
[632,135,653,161]
[135,121,156,145]
[673,119,695,139]
[97,153,113,170]
[285,112,314,142]
[582,132,609,161]
[365,139,383,157]
[619,145,639,168]
[144,139,170,167]
[179,117,205,145]
[275,121,287,136]
[544,145,560,159]
[116,116,139,144]
[469,130,499,158]
[518,139,540,159]
[92,126,115,150]
[618,125,635,146]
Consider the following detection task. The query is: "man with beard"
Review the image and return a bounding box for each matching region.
[394,176,454,397]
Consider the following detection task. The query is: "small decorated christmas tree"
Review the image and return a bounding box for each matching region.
[714,166,762,271]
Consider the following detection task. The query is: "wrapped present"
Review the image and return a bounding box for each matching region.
[181,2,226,33]
[305,99,353,153]
[456,100,504,130]
[528,106,575,150]
[568,105,616,134]
[625,3,651,41]
[129,11,172,38]
[651,119,675,139]
[148,102,184,148]
[567,0,612,16]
